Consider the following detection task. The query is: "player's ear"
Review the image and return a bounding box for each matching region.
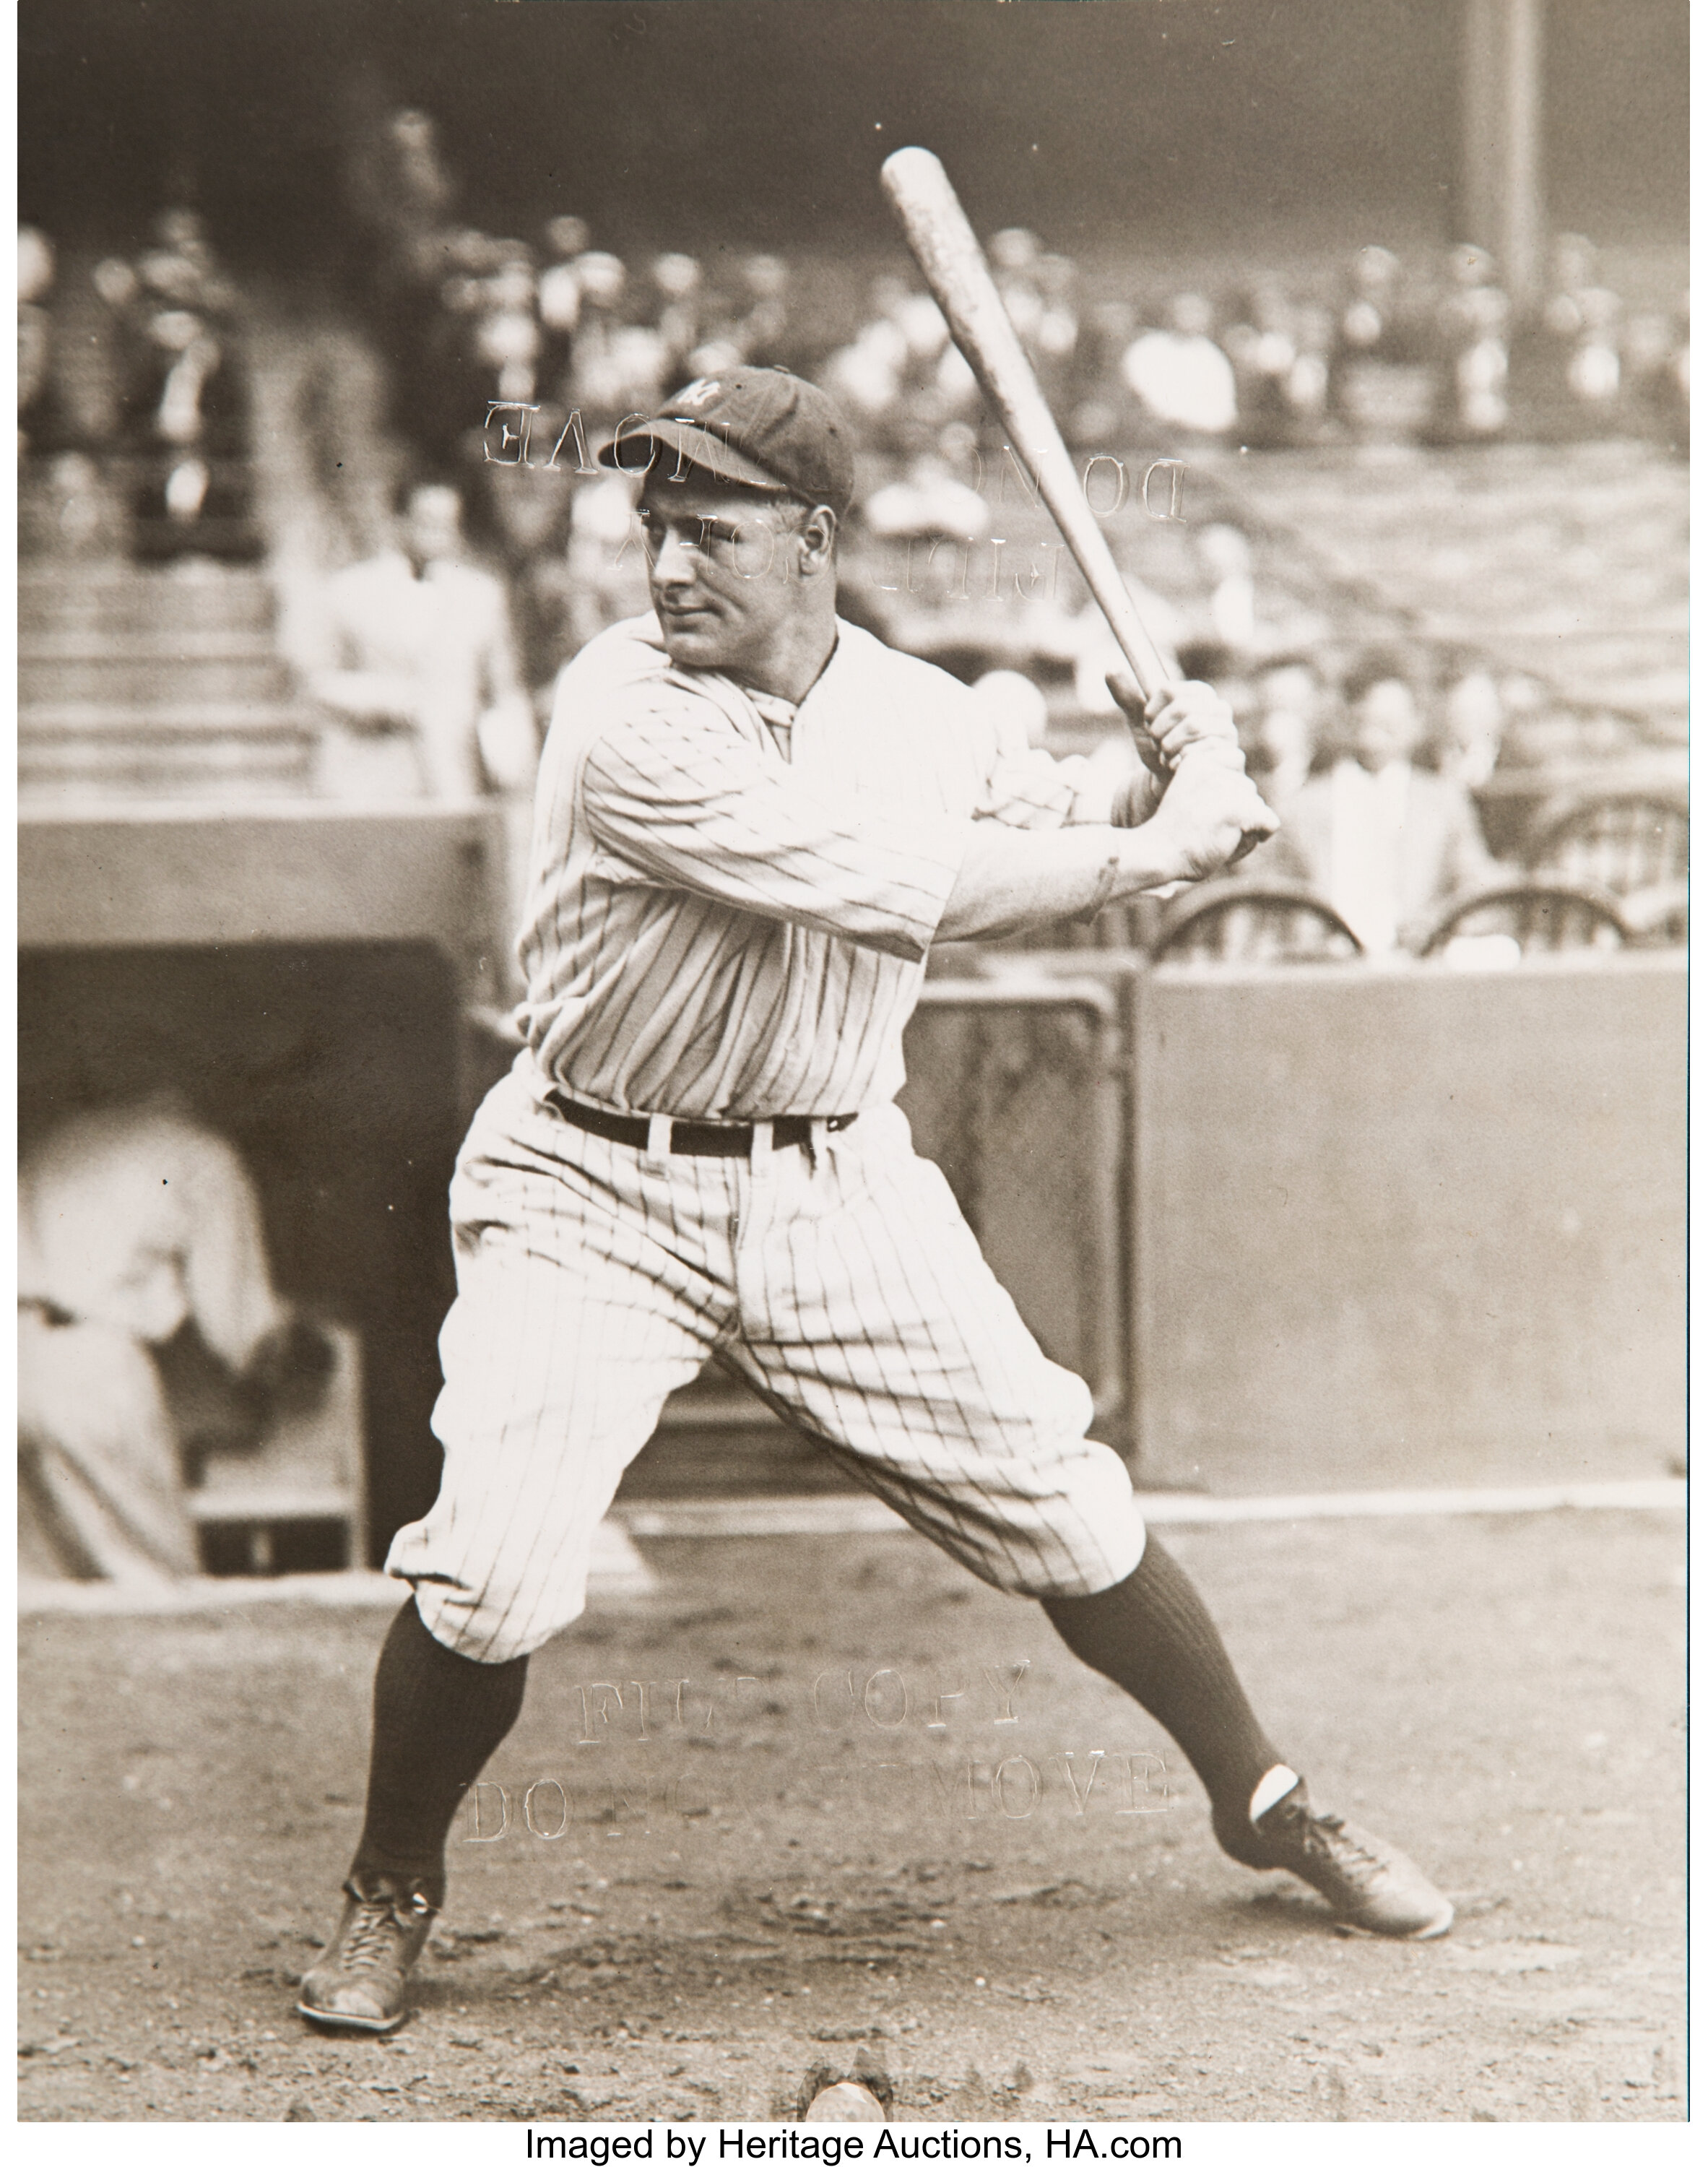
[797,506,837,579]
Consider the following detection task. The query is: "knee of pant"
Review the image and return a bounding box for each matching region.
[1023,1528,1149,1604]
[956,1490,1148,1605]
[407,1575,582,1666]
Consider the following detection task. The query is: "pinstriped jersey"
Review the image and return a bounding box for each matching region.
[515,613,1095,1120]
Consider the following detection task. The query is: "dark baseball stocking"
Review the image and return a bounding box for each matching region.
[1041,1534,1289,1867]
[347,1599,529,1906]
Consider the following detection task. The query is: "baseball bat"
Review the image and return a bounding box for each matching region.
[880,144,1176,708]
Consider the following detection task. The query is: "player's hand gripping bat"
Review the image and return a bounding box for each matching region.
[880,145,1275,860]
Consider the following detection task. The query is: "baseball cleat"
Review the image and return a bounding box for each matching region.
[1249,1780,1454,1939]
[295,1874,437,2032]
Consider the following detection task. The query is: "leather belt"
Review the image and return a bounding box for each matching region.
[546,1091,857,1158]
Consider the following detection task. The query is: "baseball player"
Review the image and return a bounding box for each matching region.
[298,367,1451,2033]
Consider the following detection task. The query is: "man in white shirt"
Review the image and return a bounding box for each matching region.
[19,1093,329,1583]
[1121,293,1239,441]
[1267,650,1499,952]
[306,480,536,803]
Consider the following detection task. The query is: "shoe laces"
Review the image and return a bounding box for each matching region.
[1304,1810,1388,1881]
[339,1887,428,1973]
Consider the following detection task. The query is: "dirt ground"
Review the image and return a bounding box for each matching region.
[17,1506,1686,2124]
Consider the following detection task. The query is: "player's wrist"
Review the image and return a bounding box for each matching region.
[1110,769,1166,830]
[1112,808,1197,889]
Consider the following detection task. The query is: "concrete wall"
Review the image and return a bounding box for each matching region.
[1130,953,1685,1493]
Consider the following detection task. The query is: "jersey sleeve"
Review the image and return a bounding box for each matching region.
[581,698,969,963]
[975,740,1108,829]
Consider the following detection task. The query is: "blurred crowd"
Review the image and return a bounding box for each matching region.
[1187,641,1507,952]
[816,230,1689,459]
[285,108,1682,780]
[18,107,1689,569]
[19,210,259,561]
[329,114,1688,489]
[14,111,1686,922]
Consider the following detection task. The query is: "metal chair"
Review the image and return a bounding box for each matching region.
[1150,879,1365,965]
[1617,878,1688,948]
[1418,878,1629,958]
[1524,790,1688,900]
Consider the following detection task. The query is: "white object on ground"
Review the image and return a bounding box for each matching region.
[805,2082,886,2123]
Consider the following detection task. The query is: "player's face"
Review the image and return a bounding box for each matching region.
[637,475,814,678]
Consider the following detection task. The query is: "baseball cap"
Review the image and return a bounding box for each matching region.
[598,366,857,520]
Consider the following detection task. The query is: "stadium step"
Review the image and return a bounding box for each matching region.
[19,706,318,802]
[19,563,277,635]
[19,561,318,803]
[19,632,288,705]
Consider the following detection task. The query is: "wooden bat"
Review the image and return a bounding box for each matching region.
[881,147,1276,862]
[880,145,1177,709]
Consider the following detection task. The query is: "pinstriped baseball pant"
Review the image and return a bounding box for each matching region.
[386,1066,1147,1661]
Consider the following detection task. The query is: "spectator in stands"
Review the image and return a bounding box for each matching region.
[1434,243,1511,440]
[1031,251,1082,412]
[341,106,461,451]
[823,274,915,438]
[1567,285,1624,412]
[989,227,1044,332]
[862,450,992,545]
[344,105,456,287]
[29,451,113,558]
[19,1092,332,1585]
[827,274,992,451]
[1330,244,1439,441]
[18,225,58,454]
[1221,283,1300,448]
[303,476,535,803]
[689,251,797,375]
[1287,303,1335,440]
[482,456,579,696]
[535,214,592,403]
[1621,298,1689,453]
[568,252,669,434]
[1439,660,1507,790]
[1330,244,1405,408]
[1513,231,1638,441]
[420,227,505,467]
[472,243,542,409]
[1250,652,1327,809]
[1197,522,1260,651]
[95,209,251,555]
[1262,648,1501,954]
[1071,298,1140,447]
[1120,293,1239,442]
[1223,285,1335,448]
[1338,245,1403,358]
[1174,637,1259,755]
[650,251,708,380]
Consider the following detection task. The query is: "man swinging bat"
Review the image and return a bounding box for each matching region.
[296,360,1452,2033]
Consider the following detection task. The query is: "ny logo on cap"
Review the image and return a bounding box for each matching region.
[674,379,721,410]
